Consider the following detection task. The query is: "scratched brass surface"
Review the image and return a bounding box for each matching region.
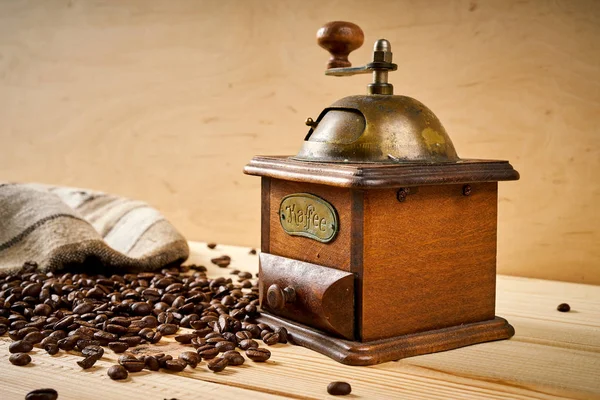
[294,95,460,164]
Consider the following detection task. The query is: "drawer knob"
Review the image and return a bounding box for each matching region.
[267,284,296,311]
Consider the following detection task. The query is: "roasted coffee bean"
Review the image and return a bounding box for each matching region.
[82,345,104,358]
[25,388,58,400]
[165,359,187,372]
[57,336,80,351]
[131,302,152,316]
[48,331,66,341]
[77,354,100,369]
[191,337,207,348]
[206,337,226,345]
[142,288,161,302]
[238,271,253,279]
[107,364,128,380]
[211,256,231,268]
[157,312,174,324]
[120,358,145,372]
[9,340,33,353]
[8,330,21,340]
[33,304,53,317]
[157,354,173,368]
[0,323,8,336]
[327,381,352,396]
[557,303,571,312]
[105,324,128,335]
[44,343,59,355]
[75,339,100,351]
[109,317,131,327]
[207,243,217,249]
[108,341,129,353]
[53,315,74,331]
[12,320,28,331]
[257,323,271,331]
[246,347,271,362]
[40,335,56,345]
[215,340,236,352]
[119,336,142,347]
[157,323,178,335]
[262,332,280,346]
[217,314,232,333]
[93,330,118,342]
[241,280,253,289]
[206,332,223,339]
[141,315,158,328]
[207,357,228,372]
[179,351,201,368]
[238,339,259,350]
[196,345,219,359]
[19,325,42,338]
[9,352,32,366]
[23,330,45,344]
[174,333,196,344]
[194,327,213,337]
[260,330,271,339]
[249,248,257,255]
[140,329,162,344]
[138,327,153,338]
[223,350,245,366]
[72,303,94,315]
[274,327,288,344]
[130,319,148,329]
[23,282,42,297]
[144,355,160,371]
[244,324,261,339]
[222,332,236,343]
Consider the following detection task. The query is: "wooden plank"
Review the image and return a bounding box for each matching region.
[189,241,600,399]
[497,277,600,327]
[1,242,599,400]
[0,341,286,400]
[361,183,498,340]
[268,180,354,272]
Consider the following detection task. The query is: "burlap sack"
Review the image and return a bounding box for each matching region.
[0,183,189,274]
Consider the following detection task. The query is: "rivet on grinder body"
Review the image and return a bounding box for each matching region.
[463,184,472,196]
[397,187,410,202]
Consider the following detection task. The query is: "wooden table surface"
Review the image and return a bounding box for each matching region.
[3,242,600,400]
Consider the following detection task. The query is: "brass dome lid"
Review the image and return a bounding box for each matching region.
[293,94,460,164]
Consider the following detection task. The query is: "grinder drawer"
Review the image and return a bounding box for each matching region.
[259,253,355,340]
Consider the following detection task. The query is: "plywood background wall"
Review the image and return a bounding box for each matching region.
[0,0,598,284]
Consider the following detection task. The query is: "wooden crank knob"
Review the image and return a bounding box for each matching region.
[267,284,296,311]
[317,21,364,69]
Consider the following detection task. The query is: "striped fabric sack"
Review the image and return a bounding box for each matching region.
[0,183,189,274]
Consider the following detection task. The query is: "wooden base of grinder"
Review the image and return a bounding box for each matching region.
[257,313,515,366]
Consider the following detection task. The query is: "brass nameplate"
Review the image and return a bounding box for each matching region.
[279,193,338,243]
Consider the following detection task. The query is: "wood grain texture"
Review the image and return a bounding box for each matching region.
[362,183,498,341]
[268,179,353,272]
[259,253,355,339]
[258,313,513,366]
[260,178,271,253]
[1,242,600,400]
[244,156,519,188]
[0,0,599,284]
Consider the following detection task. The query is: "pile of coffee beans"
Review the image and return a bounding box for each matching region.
[0,260,286,380]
